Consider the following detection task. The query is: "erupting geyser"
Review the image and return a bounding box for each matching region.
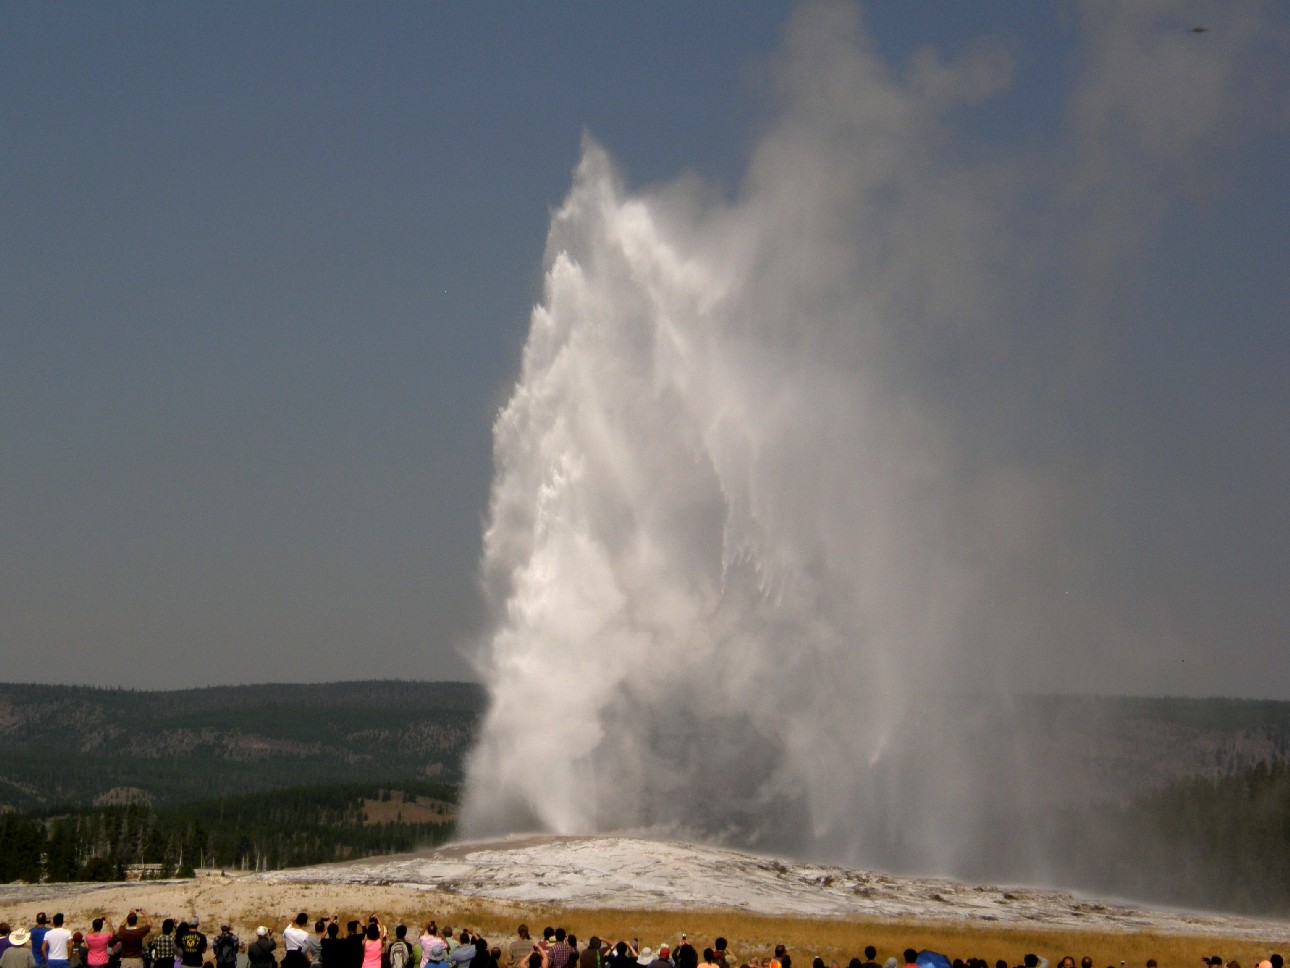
[461,2,1276,883]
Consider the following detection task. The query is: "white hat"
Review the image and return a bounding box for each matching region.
[638,950,655,965]
[10,930,31,946]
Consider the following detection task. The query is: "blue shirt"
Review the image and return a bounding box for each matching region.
[30,928,50,966]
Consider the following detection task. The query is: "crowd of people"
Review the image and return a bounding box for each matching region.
[0,910,1282,968]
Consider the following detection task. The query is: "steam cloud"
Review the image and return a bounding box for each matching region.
[462,3,1282,881]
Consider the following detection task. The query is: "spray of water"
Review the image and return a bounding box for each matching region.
[462,3,1276,881]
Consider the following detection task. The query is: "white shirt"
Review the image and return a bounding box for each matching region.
[44,929,73,962]
[283,927,310,952]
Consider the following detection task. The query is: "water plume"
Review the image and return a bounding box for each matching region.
[462,2,1279,883]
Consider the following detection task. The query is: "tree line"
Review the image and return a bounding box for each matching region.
[4,761,1289,916]
[1052,759,1290,915]
[0,782,456,883]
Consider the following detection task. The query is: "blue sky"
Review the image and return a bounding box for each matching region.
[3,2,1287,694]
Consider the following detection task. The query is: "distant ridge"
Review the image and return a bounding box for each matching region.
[4,681,1289,812]
[0,679,483,810]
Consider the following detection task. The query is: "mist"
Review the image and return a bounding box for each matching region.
[461,2,1288,889]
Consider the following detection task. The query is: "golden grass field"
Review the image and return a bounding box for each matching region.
[6,879,1281,968]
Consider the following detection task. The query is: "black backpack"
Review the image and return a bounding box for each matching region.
[215,935,239,968]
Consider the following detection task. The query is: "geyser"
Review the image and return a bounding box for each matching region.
[461,3,1276,883]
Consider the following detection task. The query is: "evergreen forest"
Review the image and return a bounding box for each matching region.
[0,782,456,883]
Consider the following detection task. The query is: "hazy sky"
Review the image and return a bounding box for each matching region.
[3,2,1287,695]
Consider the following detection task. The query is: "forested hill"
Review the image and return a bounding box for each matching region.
[0,680,483,811]
[4,681,1290,815]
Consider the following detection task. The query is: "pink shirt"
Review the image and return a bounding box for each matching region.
[85,933,114,967]
[363,940,383,968]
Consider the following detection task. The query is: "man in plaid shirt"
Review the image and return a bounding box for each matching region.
[149,920,178,968]
[547,930,573,968]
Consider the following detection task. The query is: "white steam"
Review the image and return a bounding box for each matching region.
[462,2,1282,879]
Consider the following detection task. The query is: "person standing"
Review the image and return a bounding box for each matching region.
[449,935,474,968]
[83,921,114,968]
[2,930,36,968]
[581,941,606,968]
[148,922,177,968]
[283,915,310,968]
[116,912,151,968]
[508,928,533,968]
[302,922,325,967]
[40,917,72,968]
[344,924,364,968]
[422,937,447,968]
[387,928,412,968]
[247,930,276,968]
[319,924,345,968]
[547,933,571,968]
[178,920,207,968]
[213,925,241,968]
[29,918,50,968]
[361,923,385,968]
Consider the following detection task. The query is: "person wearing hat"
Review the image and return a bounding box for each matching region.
[637,949,657,968]
[178,919,207,968]
[5,930,39,968]
[212,925,240,968]
[247,929,276,968]
[424,938,448,968]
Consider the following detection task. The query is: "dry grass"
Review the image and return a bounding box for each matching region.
[8,881,1282,968]
[358,796,455,826]
[460,908,1283,968]
[242,904,1281,968]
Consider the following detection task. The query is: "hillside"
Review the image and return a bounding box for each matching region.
[1021,694,1290,799]
[0,680,482,810]
[3,682,1289,814]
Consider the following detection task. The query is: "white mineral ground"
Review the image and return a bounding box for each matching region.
[1,836,1284,941]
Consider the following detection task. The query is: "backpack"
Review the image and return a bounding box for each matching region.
[215,935,239,968]
[389,941,411,968]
